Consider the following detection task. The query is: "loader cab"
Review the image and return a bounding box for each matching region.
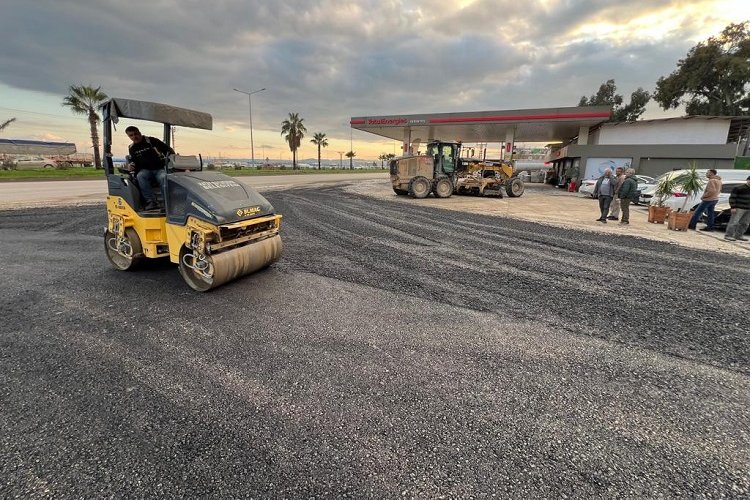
[426,141,460,176]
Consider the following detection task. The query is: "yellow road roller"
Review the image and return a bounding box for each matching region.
[102,97,282,291]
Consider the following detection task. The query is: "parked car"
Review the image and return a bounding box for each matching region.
[580,174,654,202]
[713,202,732,228]
[648,169,750,212]
[12,156,58,170]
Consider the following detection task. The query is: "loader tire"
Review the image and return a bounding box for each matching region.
[505,177,525,197]
[408,176,431,199]
[433,177,453,198]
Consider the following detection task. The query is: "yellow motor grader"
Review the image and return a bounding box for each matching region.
[390,140,524,198]
[102,98,282,291]
[454,159,523,197]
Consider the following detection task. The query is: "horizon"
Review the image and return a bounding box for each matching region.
[0,1,747,159]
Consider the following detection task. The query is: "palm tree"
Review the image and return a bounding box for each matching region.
[378,153,388,169]
[345,150,356,170]
[281,113,307,169]
[310,132,328,170]
[62,85,108,169]
[0,118,16,132]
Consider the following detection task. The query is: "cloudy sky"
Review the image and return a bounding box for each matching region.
[0,0,747,160]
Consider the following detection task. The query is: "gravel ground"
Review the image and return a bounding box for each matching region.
[0,184,748,497]
[347,180,750,256]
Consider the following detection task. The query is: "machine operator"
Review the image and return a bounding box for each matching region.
[125,126,175,211]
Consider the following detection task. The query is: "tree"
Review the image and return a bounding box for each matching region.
[579,79,651,122]
[281,113,307,170]
[378,153,387,169]
[310,132,328,170]
[345,150,356,170]
[654,22,750,115]
[0,117,16,132]
[62,85,108,169]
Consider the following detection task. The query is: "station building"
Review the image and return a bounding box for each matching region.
[547,116,750,183]
[351,108,750,184]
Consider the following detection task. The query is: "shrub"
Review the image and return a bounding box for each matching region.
[1,158,16,170]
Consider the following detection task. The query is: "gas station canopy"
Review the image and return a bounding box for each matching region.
[351,106,611,144]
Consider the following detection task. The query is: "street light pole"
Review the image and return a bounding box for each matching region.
[233,87,266,167]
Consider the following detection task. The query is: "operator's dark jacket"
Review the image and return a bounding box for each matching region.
[129,136,174,172]
[729,183,750,210]
[618,176,639,201]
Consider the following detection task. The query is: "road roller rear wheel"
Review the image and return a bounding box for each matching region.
[104,228,143,271]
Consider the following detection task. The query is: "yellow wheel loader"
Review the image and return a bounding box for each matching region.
[102,98,282,291]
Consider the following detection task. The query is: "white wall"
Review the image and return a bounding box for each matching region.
[592,120,730,145]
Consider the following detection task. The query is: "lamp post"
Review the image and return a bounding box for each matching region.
[233,87,266,167]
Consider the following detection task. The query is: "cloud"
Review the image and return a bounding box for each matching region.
[0,0,746,156]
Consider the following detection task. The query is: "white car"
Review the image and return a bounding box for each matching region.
[12,156,57,170]
[648,169,750,212]
[579,175,654,202]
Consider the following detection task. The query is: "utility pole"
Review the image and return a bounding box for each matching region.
[337,151,343,169]
[233,87,266,167]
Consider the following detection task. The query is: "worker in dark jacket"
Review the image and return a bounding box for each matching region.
[125,126,175,210]
[725,175,750,241]
[617,168,639,225]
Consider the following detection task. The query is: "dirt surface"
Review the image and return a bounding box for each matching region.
[0,184,748,497]
[348,180,749,256]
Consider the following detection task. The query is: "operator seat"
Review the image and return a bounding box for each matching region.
[168,155,200,172]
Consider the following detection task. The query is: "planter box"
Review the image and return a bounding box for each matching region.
[668,211,693,231]
[648,205,671,224]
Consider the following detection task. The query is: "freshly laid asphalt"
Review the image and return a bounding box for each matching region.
[1,184,748,497]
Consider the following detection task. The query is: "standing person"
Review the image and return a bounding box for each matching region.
[593,168,616,223]
[724,175,750,242]
[688,169,722,231]
[617,168,639,225]
[607,166,625,220]
[125,126,174,211]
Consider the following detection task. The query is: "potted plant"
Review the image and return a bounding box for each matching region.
[668,163,705,231]
[648,175,677,223]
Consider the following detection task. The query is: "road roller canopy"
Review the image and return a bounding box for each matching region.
[102,98,213,130]
[351,106,611,144]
